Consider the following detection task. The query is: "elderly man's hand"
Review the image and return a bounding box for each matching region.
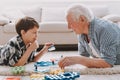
[58,56,77,69]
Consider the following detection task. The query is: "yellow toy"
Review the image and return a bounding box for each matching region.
[30,73,45,80]
[49,68,64,75]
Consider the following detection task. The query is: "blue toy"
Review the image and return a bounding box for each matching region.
[35,61,53,67]
[34,61,57,73]
[45,72,80,80]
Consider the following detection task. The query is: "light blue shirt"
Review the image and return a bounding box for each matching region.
[78,17,120,66]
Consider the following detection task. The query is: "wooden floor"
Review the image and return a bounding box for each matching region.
[1,51,120,80]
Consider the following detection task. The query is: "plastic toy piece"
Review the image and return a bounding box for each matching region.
[34,62,52,73]
[45,72,80,80]
[50,69,64,75]
[34,61,58,73]
[48,45,56,51]
[30,73,44,80]
[11,66,25,75]
[5,77,21,80]
[50,59,55,65]
[35,61,53,67]
[34,64,38,72]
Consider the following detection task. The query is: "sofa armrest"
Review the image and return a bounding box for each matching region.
[90,5,109,18]
[102,14,120,23]
[39,22,72,33]
[3,23,16,33]
[0,15,9,26]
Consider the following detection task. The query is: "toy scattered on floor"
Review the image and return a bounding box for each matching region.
[49,68,64,75]
[30,73,45,80]
[48,45,56,51]
[50,58,55,65]
[45,72,80,80]
[34,61,65,75]
[38,61,54,66]
[34,61,58,73]
[11,66,25,75]
[33,61,80,80]
[5,77,21,80]
[34,61,51,73]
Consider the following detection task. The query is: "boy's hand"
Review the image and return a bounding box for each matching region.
[29,41,39,51]
[43,42,54,51]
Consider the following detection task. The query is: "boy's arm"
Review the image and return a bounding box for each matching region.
[33,42,53,62]
[14,41,38,66]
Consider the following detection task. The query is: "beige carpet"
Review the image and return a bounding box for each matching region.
[0,51,120,76]
[65,64,120,75]
[43,51,120,75]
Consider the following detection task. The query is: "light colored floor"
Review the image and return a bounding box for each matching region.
[1,74,120,80]
[39,51,80,61]
[1,51,120,80]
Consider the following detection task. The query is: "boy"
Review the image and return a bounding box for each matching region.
[0,17,53,66]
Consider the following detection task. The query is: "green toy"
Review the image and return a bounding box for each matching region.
[11,66,25,75]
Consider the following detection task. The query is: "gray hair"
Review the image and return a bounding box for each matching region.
[66,4,94,22]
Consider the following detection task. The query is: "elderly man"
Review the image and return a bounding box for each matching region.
[58,4,120,68]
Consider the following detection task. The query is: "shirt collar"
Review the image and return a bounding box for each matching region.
[88,17,96,40]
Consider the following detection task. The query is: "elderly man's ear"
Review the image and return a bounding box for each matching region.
[79,16,87,22]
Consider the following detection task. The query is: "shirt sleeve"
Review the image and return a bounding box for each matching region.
[99,28,118,66]
[7,41,19,66]
[0,41,18,66]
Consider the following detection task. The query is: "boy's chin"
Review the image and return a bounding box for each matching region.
[30,40,35,43]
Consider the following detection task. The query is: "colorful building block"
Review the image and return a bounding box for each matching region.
[45,72,80,80]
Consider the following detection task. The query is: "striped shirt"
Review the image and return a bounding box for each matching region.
[78,17,120,66]
[0,35,35,66]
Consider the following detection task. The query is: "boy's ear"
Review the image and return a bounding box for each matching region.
[21,30,25,36]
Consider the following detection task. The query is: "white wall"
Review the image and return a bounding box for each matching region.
[0,0,120,14]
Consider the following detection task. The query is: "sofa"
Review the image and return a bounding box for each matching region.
[0,5,117,46]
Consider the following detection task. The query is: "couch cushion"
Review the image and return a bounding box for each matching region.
[20,6,42,22]
[3,23,16,33]
[2,9,25,23]
[3,22,72,33]
[0,15,9,26]
[39,22,72,32]
[41,7,66,22]
[41,5,109,22]
[89,5,109,18]
[102,14,120,23]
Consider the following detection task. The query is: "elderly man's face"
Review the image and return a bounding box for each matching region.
[66,13,86,34]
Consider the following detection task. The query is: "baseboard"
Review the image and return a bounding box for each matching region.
[37,44,78,51]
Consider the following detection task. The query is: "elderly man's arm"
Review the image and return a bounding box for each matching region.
[58,56,112,69]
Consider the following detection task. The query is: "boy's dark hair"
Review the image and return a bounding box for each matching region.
[15,16,39,36]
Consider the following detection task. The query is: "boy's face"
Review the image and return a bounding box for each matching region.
[22,26,39,44]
